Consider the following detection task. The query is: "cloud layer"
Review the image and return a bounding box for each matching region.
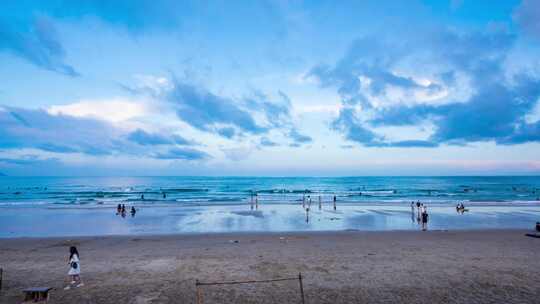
[0,16,78,76]
[0,106,207,160]
[310,28,540,147]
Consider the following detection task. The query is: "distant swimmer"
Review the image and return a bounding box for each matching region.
[141,194,145,200]
[163,193,166,199]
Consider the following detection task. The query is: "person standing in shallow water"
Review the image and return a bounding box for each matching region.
[411,202,415,223]
[333,195,337,210]
[65,246,83,289]
[421,207,429,231]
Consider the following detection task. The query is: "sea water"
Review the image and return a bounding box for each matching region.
[1,176,539,206]
[1,176,539,237]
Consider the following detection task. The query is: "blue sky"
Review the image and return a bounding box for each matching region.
[1,0,540,176]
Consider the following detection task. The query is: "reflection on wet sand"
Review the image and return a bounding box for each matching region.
[1,197,540,237]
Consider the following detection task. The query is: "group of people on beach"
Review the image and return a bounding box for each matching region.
[249,193,259,210]
[301,194,337,210]
[301,194,338,223]
[456,202,467,214]
[116,204,136,217]
[411,201,429,231]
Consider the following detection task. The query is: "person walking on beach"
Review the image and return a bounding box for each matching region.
[64,246,83,289]
[333,195,337,211]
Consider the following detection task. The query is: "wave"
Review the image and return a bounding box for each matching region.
[161,188,209,193]
[252,189,313,194]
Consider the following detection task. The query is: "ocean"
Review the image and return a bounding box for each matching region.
[1,176,540,207]
[1,176,540,237]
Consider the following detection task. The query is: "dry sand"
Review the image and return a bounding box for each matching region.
[1,230,539,303]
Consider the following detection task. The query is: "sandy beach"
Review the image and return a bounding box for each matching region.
[1,230,539,303]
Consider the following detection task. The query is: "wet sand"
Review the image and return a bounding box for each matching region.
[2,204,540,237]
[1,230,540,303]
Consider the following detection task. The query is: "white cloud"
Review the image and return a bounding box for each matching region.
[294,104,341,114]
[47,98,149,123]
[525,98,540,123]
[133,74,173,94]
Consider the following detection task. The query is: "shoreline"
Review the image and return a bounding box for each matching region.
[0,227,534,240]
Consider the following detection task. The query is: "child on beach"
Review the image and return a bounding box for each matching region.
[64,246,83,289]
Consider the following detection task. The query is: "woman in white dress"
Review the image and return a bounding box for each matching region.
[64,246,84,289]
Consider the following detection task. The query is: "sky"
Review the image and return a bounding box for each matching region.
[1,0,540,176]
